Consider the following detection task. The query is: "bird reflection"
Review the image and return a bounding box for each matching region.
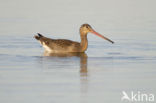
[43,51,88,95]
[43,51,88,75]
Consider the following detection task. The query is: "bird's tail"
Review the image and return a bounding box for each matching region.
[34,33,43,40]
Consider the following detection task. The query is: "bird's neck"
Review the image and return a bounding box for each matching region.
[80,32,88,52]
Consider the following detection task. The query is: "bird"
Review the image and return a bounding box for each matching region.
[34,24,114,53]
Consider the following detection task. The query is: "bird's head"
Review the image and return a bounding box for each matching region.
[80,23,114,44]
[80,24,93,34]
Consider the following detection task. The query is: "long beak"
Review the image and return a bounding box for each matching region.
[90,30,114,44]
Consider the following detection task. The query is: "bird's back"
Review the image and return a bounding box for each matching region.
[35,34,81,52]
[49,39,81,52]
[35,33,85,52]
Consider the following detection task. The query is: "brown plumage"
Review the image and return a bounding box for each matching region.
[34,24,114,53]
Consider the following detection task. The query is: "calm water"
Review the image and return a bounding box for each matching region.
[0,0,156,103]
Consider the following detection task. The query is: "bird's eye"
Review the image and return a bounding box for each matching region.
[86,26,89,28]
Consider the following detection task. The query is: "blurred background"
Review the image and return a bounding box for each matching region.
[0,0,156,39]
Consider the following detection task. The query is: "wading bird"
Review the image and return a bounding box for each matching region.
[34,24,114,53]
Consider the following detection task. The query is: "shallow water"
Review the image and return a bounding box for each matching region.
[0,35,156,103]
[0,0,156,103]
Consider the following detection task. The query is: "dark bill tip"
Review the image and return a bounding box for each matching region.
[91,30,114,44]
